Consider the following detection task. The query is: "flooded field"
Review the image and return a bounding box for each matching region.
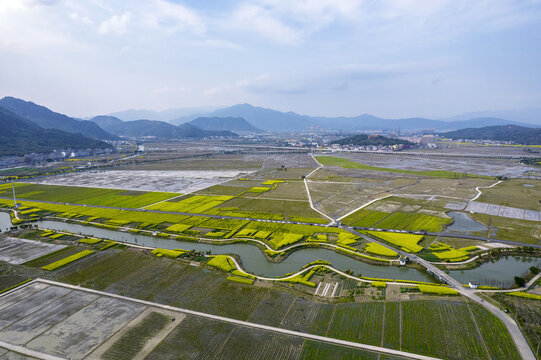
[31,170,255,193]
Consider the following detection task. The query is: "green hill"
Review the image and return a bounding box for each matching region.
[331,134,413,146]
[0,97,115,140]
[441,125,541,145]
[0,107,112,156]
[91,115,238,138]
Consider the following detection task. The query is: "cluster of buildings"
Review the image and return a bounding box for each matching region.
[0,148,113,168]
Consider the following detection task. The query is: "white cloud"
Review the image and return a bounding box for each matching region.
[231,4,303,45]
[141,0,205,35]
[69,12,93,25]
[98,11,131,35]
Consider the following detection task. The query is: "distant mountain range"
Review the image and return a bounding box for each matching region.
[169,104,538,132]
[107,106,220,122]
[441,125,541,145]
[0,97,115,140]
[90,115,238,138]
[442,108,541,125]
[0,107,111,156]
[188,117,262,133]
[332,134,413,147]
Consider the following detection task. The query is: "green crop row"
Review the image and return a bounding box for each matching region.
[207,255,236,272]
[417,284,458,295]
[508,292,541,300]
[79,238,102,244]
[146,195,233,214]
[41,250,94,271]
[151,248,187,258]
[99,240,117,251]
[364,243,398,257]
[1,183,177,209]
[376,212,451,232]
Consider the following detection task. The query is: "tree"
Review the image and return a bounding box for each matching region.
[529,266,539,275]
[514,276,526,287]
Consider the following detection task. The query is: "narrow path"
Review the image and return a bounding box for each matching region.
[139,193,186,209]
[471,180,503,202]
[304,155,335,223]
[16,279,443,360]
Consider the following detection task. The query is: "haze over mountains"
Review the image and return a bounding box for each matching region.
[1,95,540,157]
[112,103,539,132]
[90,115,237,138]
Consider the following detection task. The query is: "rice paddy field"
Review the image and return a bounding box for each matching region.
[1,148,539,359]
[0,247,521,360]
[0,183,176,208]
[476,178,541,211]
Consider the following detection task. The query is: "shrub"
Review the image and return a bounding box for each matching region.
[227,276,254,284]
[41,250,94,271]
[372,281,387,288]
[302,259,331,269]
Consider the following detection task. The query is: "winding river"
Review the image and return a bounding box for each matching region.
[1,212,539,285]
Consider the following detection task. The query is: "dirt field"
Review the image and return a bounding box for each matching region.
[0,237,66,265]
[32,170,254,193]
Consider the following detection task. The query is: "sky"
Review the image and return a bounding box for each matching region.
[1,0,541,119]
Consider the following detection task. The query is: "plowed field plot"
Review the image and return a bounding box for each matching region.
[308,178,416,219]
[17,248,520,360]
[31,170,254,193]
[145,315,236,360]
[280,297,335,335]
[0,237,65,265]
[402,301,499,360]
[248,290,297,327]
[216,326,304,360]
[327,303,384,346]
[299,340,380,360]
[0,281,416,360]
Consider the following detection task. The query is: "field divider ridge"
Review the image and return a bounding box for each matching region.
[30,278,442,360]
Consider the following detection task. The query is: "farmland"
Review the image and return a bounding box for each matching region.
[0,244,522,360]
[0,183,176,208]
[316,155,494,179]
[0,147,538,360]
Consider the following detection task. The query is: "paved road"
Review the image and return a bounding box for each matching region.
[347,228,537,360]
